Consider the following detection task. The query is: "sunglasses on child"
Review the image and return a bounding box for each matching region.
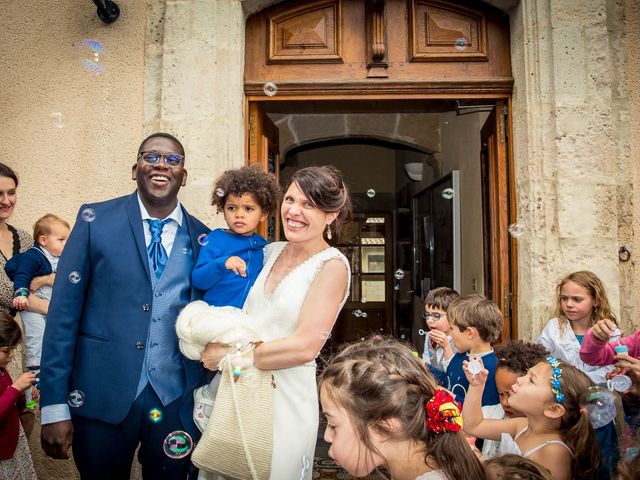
[422,311,447,321]
[138,151,185,167]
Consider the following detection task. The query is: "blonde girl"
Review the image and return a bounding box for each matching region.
[537,271,616,383]
[461,356,601,480]
[318,337,486,480]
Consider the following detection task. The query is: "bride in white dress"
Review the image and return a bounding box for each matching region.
[201,166,352,480]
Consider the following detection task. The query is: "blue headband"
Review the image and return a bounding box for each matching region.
[546,356,564,403]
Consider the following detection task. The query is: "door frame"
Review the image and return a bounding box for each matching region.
[245,93,518,338]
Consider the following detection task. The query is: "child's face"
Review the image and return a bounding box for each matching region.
[223,193,268,236]
[0,345,17,368]
[320,385,384,476]
[424,305,450,334]
[508,362,555,415]
[559,280,596,325]
[449,322,473,352]
[495,367,524,418]
[39,223,70,257]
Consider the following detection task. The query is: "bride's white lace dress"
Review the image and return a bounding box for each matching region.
[199,241,350,480]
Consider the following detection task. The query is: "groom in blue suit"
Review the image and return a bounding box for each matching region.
[39,133,210,479]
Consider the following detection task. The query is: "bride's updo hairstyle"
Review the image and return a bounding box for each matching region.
[319,337,486,480]
[288,166,352,234]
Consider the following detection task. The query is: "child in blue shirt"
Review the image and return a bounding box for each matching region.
[446,294,502,409]
[187,165,279,431]
[5,214,69,369]
[192,165,279,308]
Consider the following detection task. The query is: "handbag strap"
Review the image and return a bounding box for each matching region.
[220,352,260,480]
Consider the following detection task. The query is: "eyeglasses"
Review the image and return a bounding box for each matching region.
[422,311,446,321]
[139,151,184,167]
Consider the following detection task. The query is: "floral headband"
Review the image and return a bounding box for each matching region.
[546,356,564,403]
[426,389,463,433]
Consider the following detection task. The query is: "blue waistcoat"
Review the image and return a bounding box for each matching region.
[136,222,194,406]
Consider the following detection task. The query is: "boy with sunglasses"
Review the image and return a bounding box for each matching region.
[421,286,460,386]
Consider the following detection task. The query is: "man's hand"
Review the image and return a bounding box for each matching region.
[41,420,74,459]
[591,318,619,343]
[225,256,247,277]
[30,273,55,292]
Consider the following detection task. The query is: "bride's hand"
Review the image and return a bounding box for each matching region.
[201,342,231,371]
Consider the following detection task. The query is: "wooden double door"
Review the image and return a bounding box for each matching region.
[245,0,518,341]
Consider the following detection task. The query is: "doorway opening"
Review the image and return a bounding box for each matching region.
[248,99,515,351]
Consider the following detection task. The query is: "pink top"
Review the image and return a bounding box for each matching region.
[579,328,640,366]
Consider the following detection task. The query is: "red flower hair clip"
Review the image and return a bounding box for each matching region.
[426,389,463,433]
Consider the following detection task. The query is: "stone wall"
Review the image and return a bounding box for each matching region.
[509,0,636,338]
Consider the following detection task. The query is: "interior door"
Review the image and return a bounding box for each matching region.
[247,102,280,241]
[330,213,393,347]
[481,100,515,340]
[412,171,461,301]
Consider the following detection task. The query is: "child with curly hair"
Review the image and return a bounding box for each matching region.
[192,165,280,308]
[484,454,553,480]
[319,337,486,480]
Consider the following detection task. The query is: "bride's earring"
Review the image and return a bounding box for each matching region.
[326,224,332,240]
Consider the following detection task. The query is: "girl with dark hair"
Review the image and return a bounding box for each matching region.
[463,356,602,479]
[318,336,486,480]
[0,311,37,477]
[200,165,352,479]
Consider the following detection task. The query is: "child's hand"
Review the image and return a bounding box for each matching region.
[615,353,640,372]
[463,358,489,386]
[31,385,40,403]
[591,318,619,342]
[11,372,36,393]
[12,296,28,310]
[225,256,247,277]
[429,329,449,348]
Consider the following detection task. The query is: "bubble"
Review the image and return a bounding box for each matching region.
[361,312,368,318]
[508,223,525,238]
[300,455,311,480]
[394,284,400,290]
[467,359,482,376]
[319,330,332,340]
[214,187,225,198]
[197,233,209,246]
[418,328,428,336]
[80,59,105,75]
[353,309,363,317]
[49,112,65,129]
[68,271,81,284]
[148,407,163,423]
[454,37,468,51]
[79,39,107,75]
[608,374,632,392]
[162,430,193,459]
[68,389,85,407]
[366,189,376,198]
[81,208,96,222]
[181,247,193,256]
[263,81,278,96]
[394,269,405,280]
[582,386,616,429]
[361,297,368,304]
[441,188,454,200]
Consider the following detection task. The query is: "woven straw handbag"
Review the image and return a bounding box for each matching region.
[191,353,274,480]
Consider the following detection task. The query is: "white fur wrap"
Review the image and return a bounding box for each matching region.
[175,300,265,361]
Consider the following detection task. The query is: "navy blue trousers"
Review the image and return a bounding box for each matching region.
[72,384,197,480]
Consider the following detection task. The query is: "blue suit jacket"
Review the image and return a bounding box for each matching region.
[40,192,210,434]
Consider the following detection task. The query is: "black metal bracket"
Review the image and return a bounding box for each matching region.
[92,0,120,24]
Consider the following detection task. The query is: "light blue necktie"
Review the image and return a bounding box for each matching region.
[147,219,170,279]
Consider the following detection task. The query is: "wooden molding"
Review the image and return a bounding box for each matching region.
[366,0,388,77]
[410,0,488,62]
[244,78,513,96]
[267,0,342,64]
